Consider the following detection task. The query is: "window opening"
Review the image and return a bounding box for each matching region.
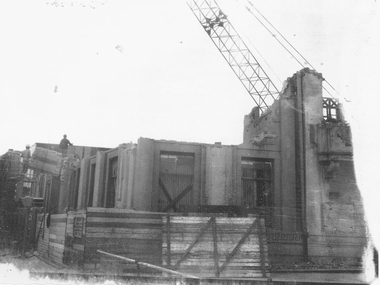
[68,169,80,210]
[87,163,96,207]
[241,159,273,226]
[159,153,194,212]
[74,169,80,209]
[323,97,339,121]
[106,157,118,208]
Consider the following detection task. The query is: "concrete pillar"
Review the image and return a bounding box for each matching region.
[200,145,207,206]
[115,146,125,207]
[77,158,90,210]
[58,160,71,213]
[133,138,155,211]
[111,144,137,209]
[300,71,328,261]
[124,147,136,209]
[92,151,106,207]
[279,84,297,232]
[204,145,234,205]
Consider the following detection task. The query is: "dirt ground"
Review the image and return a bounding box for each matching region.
[1,248,378,285]
[0,248,120,285]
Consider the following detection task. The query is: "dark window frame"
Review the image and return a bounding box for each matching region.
[241,157,274,227]
[158,152,195,212]
[68,168,81,210]
[322,97,339,121]
[87,162,96,207]
[105,156,118,208]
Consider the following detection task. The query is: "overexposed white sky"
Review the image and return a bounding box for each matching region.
[0,0,377,153]
[0,0,380,270]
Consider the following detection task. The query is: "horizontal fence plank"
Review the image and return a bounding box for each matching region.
[162,234,260,243]
[86,222,162,229]
[49,224,66,228]
[86,237,162,245]
[163,217,257,224]
[49,239,64,246]
[163,260,265,267]
[162,251,265,259]
[163,243,262,252]
[50,218,67,223]
[87,211,164,220]
[87,207,168,216]
[86,232,161,240]
[87,217,162,224]
[169,267,263,278]
[163,225,261,232]
[73,244,85,251]
[49,243,64,250]
[50,213,68,219]
[88,247,161,255]
[86,227,161,235]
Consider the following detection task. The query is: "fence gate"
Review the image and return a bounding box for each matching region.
[162,216,270,278]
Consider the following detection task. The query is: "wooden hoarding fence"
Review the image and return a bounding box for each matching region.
[97,249,200,280]
[163,216,270,278]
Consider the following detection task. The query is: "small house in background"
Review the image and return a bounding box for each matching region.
[1,69,371,278]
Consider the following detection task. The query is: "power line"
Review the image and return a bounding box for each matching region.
[244,0,338,98]
[244,5,306,69]
[244,34,283,86]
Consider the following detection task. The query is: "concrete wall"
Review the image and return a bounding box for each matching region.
[116,144,137,209]
[77,158,90,210]
[64,139,284,223]
[92,151,106,207]
[42,69,367,266]
[133,138,155,211]
[299,71,327,259]
[278,84,298,232]
[241,68,367,265]
[204,145,237,205]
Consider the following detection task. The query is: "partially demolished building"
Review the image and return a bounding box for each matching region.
[1,68,369,277]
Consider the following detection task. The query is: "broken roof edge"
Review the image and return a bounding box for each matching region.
[297,67,324,80]
[137,137,239,148]
[254,68,325,117]
[32,142,111,151]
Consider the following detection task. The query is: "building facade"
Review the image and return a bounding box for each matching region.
[5,68,369,272]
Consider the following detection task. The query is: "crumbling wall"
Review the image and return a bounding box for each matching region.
[299,69,367,265]
[243,104,279,146]
[241,68,367,265]
[316,126,367,265]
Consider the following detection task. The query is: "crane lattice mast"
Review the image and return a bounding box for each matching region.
[188,0,280,114]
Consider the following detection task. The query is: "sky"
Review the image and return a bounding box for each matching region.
[0,0,377,153]
[1,0,380,244]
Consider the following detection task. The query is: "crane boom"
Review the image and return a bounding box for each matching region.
[188,0,280,114]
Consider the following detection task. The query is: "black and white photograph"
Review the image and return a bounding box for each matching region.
[0,0,379,284]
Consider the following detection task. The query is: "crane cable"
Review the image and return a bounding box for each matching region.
[244,34,283,86]
[244,0,338,98]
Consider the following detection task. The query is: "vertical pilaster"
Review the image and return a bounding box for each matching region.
[92,151,106,207]
[77,158,90,210]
